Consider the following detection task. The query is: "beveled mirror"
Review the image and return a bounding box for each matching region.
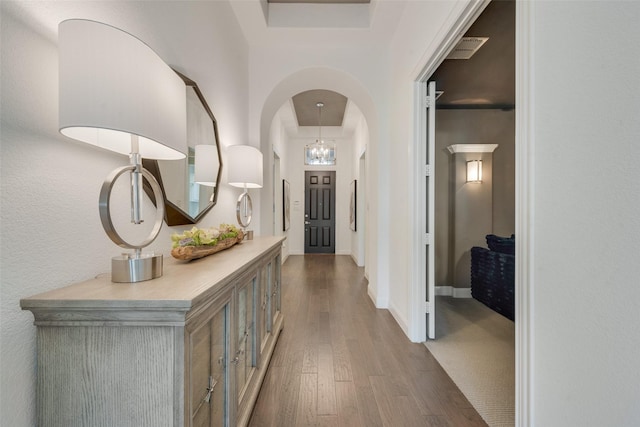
[143,71,222,226]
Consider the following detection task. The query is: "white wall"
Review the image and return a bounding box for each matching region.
[385,0,475,334]
[250,1,465,320]
[254,65,385,303]
[351,114,368,267]
[285,133,354,255]
[434,110,515,288]
[269,100,365,262]
[270,105,290,260]
[0,3,249,425]
[529,2,640,425]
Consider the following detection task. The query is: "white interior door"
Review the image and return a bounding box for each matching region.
[424,80,436,339]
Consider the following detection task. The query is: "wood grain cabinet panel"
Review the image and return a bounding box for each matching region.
[270,256,281,332]
[21,237,285,427]
[187,290,231,427]
[235,272,258,423]
[259,262,271,352]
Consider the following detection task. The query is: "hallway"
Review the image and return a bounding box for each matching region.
[249,255,486,426]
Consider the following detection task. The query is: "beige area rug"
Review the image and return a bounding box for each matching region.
[425,296,515,427]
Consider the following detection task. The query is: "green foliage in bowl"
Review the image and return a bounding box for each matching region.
[171,224,239,249]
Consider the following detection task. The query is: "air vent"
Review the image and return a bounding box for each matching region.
[446,37,489,60]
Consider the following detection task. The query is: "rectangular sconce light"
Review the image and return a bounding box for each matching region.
[466,160,483,183]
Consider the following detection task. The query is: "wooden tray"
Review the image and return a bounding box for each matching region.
[170,231,244,261]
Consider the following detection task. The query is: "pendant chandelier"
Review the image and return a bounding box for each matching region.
[305,102,336,165]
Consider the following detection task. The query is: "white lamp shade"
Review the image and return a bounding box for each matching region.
[227,145,263,189]
[58,19,187,160]
[467,160,483,182]
[194,144,219,186]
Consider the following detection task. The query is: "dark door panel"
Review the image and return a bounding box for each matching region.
[305,171,335,253]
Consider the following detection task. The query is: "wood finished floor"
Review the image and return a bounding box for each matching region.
[249,255,487,427]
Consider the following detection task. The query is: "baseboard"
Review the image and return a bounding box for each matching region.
[389,302,410,337]
[282,250,352,256]
[350,253,358,265]
[367,285,377,306]
[367,285,388,308]
[435,286,472,298]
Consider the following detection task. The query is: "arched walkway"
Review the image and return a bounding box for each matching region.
[257,67,383,303]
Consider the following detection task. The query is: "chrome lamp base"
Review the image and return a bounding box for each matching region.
[111,252,163,283]
[99,152,167,284]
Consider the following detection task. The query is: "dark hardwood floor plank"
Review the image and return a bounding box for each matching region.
[318,311,331,344]
[330,332,352,382]
[296,373,318,426]
[317,415,339,426]
[369,375,404,426]
[248,255,487,427]
[345,338,373,388]
[301,342,318,374]
[394,395,435,427]
[335,381,362,427]
[425,414,454,427]
[317,343,337,415]
[354,384,384,427]
[273,370,302,427]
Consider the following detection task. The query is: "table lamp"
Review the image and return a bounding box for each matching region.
[227,145,263,239]
[58,19,187,282]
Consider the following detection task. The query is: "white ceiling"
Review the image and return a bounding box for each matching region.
[229,0,410,136]
[229,0,407,48]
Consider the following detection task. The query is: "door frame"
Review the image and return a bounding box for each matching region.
[409,0,489,343]
[412,80,437,340]
[304,170,336,254]
[410,0,534,424]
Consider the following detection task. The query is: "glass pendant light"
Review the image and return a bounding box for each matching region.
[305,102,336,165]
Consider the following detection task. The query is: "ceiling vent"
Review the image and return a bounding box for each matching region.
[446,37,489,60]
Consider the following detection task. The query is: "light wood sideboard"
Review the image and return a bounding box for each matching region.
[21,236,285,427]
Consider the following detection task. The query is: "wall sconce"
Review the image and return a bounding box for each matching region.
[58,19,187,282]
[227,145,263,239]
[466,160,483,183]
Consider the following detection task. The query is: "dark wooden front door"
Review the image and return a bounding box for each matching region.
[304,171,335,253]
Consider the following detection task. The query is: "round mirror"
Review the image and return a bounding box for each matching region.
[143,71,222,226]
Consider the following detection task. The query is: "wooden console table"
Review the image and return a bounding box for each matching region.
[21,236,285,427]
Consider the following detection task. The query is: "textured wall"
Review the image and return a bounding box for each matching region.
[531,2,640,425]
[434,110,515,288]
[0,3,249,425]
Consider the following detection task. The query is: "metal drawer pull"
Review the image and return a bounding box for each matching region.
[204,376,217,403]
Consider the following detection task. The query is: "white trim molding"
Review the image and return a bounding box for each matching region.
[446,143,499,154]
[516,1,535,425]
[435,286,472,298]
[409,0,491,344]
[389,302,410,337]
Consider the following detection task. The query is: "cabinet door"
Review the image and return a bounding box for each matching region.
[235,273,257,404]
[270,254,281,330]
[188,296,230,427]
[259,261,271,351]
